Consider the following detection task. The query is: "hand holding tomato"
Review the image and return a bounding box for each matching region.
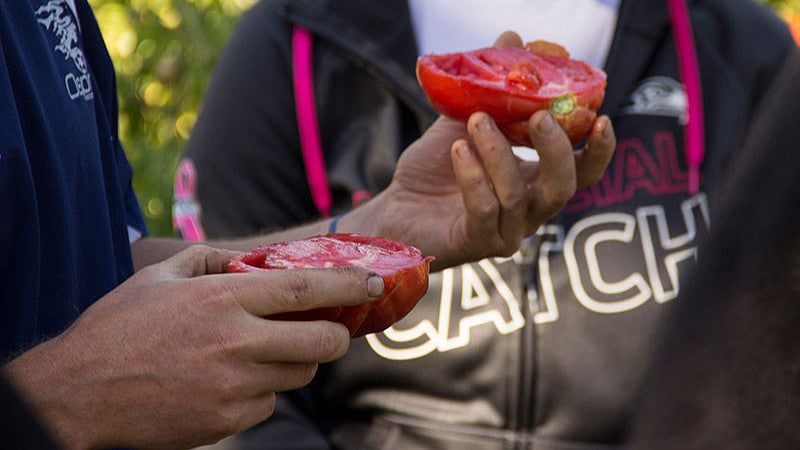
[363,111,613,269]
[3,245,380,449]
[340,74,615,270]
[332,32,615,270]
[229,234,433,338]
[417,36,607,146]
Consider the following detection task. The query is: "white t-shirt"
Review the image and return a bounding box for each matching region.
[408,0,620,68]
[409,0,620,153]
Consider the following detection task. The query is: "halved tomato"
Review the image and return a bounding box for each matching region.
[416,40,607,145]
[228,233,434,338]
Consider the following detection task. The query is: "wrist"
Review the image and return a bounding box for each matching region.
[4,336,98,450]
[332,193,388,237]
[327,213,345,233]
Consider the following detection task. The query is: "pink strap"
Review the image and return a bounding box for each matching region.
[292,26,333,217]
[667,0,705,194]
[173,157,206,242]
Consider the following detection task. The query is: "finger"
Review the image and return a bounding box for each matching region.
[493,31,523,48]
[466,112,527,248]
[251,362,323,393]
[247,319,351,364]
[227,266,382,318]
[450,139,498,244]
[574,115,616,189]
[527,110,578,218]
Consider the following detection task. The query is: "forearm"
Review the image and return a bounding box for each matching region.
[134,111,615,272]
[131,217,338,271]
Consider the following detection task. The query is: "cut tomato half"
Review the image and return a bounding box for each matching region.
[416,40,607,145]
[228,233,434,338]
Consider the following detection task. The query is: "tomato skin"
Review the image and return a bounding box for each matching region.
[228,233,434,338]
[416,41,607,145]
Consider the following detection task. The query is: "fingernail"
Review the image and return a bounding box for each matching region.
[455,141,471,160]
[477,114,495,133]
[367,275,384,298]
[601,117,612,138]
[538,113,557,135]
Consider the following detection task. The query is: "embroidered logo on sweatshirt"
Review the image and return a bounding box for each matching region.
[36,0,94,101]
[622,76,687,124]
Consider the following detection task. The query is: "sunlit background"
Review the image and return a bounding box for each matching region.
[89,0,800,238]
[88,0,257,236]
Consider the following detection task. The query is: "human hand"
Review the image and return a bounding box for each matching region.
[337,31,614,270]
[345,110,614,270]
[3,245,382,450]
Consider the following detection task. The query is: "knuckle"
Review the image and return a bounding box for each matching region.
[484,136,508,155]
[490,237,517,258]
[181,244,216,266]
[214,327,249,361]
[501,236,523,258]
[298,362,320,386]
[212,408,244,437]
[283,271,316,306]
[313,325,348,360]
[230,393,276,434]
[586,171,604,187]
[282,362,321,390]
[134,262,162,280]
[331,266,361,285]
[549,181,577,207]
[199,281,240,311]
[203,391,244,435]
[185,243,212,256]
[464,173,491,192]
[475,199,499,220]
[212,369,246,403]
[503,187,528,209]
[260,270,318,312]
[261,392,277,420]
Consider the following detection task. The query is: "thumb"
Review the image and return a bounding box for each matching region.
[159,245,242,278]
[493,31,523,48]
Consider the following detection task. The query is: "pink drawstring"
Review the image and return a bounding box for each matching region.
[667,0,705,194]
[293,26,333,217]
[173,158,206,242]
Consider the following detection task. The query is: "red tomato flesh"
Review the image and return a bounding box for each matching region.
[228,233,434,338]
[416,40,607,145]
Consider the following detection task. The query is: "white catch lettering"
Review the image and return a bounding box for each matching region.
[368,194,710,361]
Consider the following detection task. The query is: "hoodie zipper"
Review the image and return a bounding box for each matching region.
[511,1,703,447]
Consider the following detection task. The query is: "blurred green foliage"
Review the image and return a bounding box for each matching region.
[89,0,256,237]
[763,0,799,10]
[92,0,797,238]
[767,0,800,43]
